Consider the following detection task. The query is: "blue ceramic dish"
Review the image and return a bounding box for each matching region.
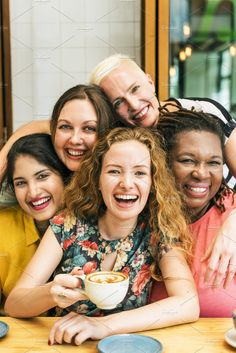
[97,333,163,353]
[0,320,9,338]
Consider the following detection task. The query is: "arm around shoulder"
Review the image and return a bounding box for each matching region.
[0,120,50,181]
[225,127,236,178]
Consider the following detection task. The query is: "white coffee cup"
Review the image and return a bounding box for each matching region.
[75,271,129,310]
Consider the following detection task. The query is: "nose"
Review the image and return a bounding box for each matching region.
[69,129,83,145]
[126,94,140,112]
[192,163,210,179]
[28,182,40,198]
[120,172,134,189]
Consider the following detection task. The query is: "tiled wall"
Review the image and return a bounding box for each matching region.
[10,0,142,130]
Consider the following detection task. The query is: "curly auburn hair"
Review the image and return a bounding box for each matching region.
[64,127,192,254]
[156,104,233,213]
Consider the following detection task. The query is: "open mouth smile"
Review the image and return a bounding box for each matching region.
[66,149,87,158]
[29,196,51,211]
[114,194,139,207]
[132,106,149,122]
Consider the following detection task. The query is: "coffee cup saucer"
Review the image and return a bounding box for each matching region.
[0,320,9,338]
[225,328,236,348]
[97,333,163,353]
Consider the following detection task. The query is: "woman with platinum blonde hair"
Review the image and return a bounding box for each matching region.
[89,53,236,288]
[6,127,198,346]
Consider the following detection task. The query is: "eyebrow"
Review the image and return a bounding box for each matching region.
[112,82,138,104]
[13,168,50,181]
[105,163,150,169]
[177,152,223,159]
[57,118,97,123]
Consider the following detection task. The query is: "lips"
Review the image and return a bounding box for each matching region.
[184,184,209,198]
[114,194,139,208]
[66,148,87,159]
[29,196,51,211]
[131,106,149,122]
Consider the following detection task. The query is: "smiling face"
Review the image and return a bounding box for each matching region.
[99,140,152,224]
[54,99,98,171]
[170,130,223,220]
[99,60,159,128]
[13,155,64,225]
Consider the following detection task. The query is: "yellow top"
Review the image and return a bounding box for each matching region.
[0,206,40,304]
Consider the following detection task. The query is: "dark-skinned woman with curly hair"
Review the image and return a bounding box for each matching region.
[150,108,236,317]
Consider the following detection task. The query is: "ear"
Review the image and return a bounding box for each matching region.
[146,73,155,90]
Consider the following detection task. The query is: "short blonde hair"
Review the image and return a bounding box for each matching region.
[89,53,134,85]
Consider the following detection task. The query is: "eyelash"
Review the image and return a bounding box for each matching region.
[84,126,97,132]
[131,85,140,94]
[114,100,124,110]
[37,173,50,180]
[58,124,71,130]
[14,181,25,187]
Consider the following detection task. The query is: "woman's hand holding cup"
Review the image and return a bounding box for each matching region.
[50,270,87,308]
[50,268,129,310]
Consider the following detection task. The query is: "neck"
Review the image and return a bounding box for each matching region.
[34,220,49,237]
[189,202,211,223]
[154,100,178,127]
[98,213,138,240]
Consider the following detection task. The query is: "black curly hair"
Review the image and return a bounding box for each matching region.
[156,104,233,213]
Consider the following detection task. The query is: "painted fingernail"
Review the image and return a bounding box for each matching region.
[48,339,52,346]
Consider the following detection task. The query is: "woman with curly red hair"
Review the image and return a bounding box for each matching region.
[5,127,198,345]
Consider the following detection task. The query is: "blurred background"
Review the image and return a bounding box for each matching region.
[0,0,236,145]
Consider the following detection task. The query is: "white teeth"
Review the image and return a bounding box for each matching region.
[67,149,85,156]
[31,197,50,206]
[133,106,148,120]
[189,187,207,193]
[115,195,138,200]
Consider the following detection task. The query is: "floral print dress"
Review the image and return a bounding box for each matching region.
[49,211,163,317]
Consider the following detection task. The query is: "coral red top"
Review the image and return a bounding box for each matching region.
[150,193,236,317]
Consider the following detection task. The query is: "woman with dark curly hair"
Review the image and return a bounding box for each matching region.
[5,127,198,345]
[151,108,236,317]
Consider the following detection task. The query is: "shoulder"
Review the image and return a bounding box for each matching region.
[0,205,28,224]
[177,97,233,121]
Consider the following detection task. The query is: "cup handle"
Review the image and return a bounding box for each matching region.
[74,274,87,296]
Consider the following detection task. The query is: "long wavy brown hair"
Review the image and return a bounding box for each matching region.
[64,127,192,255]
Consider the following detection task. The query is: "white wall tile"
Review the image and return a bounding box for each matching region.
[85,23,110,48]
[10,0,33,24]
[11,23,32,49]
[85,0,110,23]
[10,0,142,130]
[60,48,86,72]
[12,72,33,97]
[110,23,135,48]
[109,2,135,22]
[33,23,61,48]
[11,48,33,77]
[85,47,110,73]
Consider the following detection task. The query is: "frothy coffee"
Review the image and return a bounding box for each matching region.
[88,272,126,284]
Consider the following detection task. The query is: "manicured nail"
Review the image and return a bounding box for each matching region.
[48,339,52,346]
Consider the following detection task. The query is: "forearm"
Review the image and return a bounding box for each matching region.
[225,128,236,178]
[4,282,56,318]
[0,120,50,182]
[103,294,199,335]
